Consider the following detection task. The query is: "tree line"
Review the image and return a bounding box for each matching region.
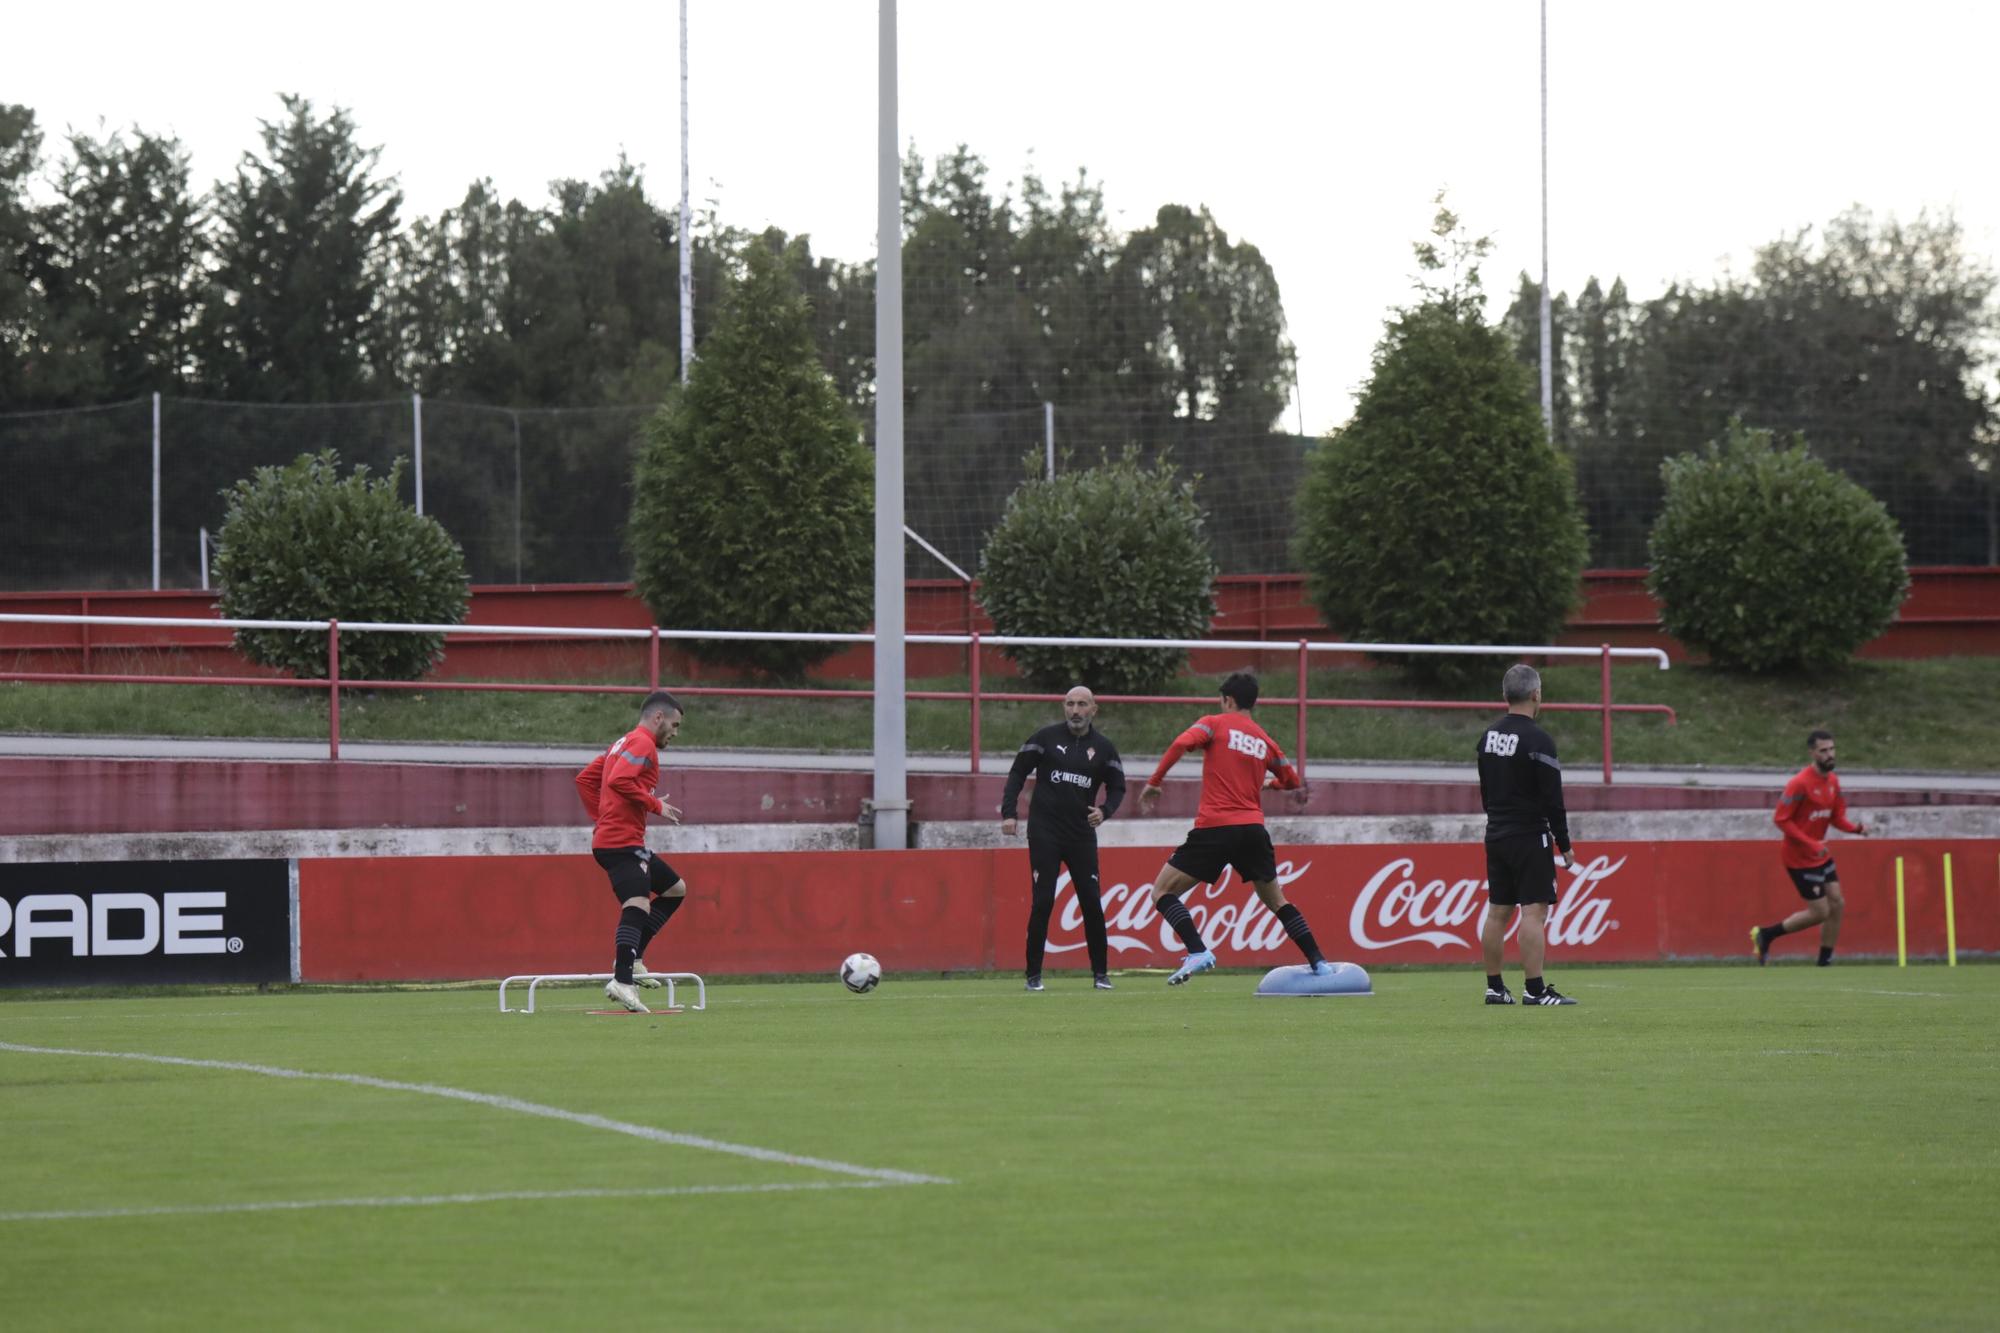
[1498,209,1999,565]
[0,96,1297,435]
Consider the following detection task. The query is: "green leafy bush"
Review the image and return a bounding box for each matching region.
[1294,301,1589,679]
[214,450,469,680]
[1648,421,1909,671]
[629,241,872,677]
[979,451,1218,693]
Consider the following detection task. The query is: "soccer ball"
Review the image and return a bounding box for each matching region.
[839,952,882,994]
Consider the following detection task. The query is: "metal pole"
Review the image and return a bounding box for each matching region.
[151,392,161,589]
[1043,401,1054,480]
[511,410,524,583]
[969,630,982,776]
[327,619,341,761]
[199,528,209,591]
[1538,0,1554,435]
[679,0,694,384]
[1600,642,1613,785]
[412,392,425,514]
[872,0,908,850]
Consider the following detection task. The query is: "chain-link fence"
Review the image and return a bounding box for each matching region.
[1,393,1991,592]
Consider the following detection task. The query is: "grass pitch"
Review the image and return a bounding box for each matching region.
[3,965,1996,1331]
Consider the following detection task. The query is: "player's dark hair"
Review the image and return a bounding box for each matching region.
[1220,670,1259,710]
[641,690,683,717]
[1806,727,1834,748]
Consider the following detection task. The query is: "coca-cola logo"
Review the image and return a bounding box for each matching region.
[1046,861,1313,956]
[1041,853,1624,957]
[1347,854,1624,951]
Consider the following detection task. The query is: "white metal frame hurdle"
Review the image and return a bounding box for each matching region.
[499,972,706,1014]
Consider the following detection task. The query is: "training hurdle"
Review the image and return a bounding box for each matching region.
[499,972,707,1014]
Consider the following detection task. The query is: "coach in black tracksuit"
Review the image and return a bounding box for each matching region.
[1000,685,1126,991]
[1476,663,1578,1007]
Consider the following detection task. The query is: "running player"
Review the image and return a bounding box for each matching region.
[1000,685,1126,991]
[576,691,688,1013]
[1476,664,1577,1006]
[1753,729,1868,967]
[1134,671,1324,985]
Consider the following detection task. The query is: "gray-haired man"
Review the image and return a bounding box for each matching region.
[1475,664,1577,1006]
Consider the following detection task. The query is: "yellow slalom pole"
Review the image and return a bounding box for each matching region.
[1943,853,1956,967]
[1895,857,1907,968]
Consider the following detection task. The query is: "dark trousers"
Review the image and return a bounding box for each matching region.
[1027,830,1108,977]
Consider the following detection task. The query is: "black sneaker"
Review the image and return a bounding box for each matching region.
[1093,974,1114,990]
[1525,987,1576,1006]
[1484,984,1515,1005]
[1024,977,1045,992]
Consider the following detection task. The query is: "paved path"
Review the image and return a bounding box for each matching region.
[4,732,1997,793]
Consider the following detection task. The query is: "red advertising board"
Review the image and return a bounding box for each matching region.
[297,838,2000,981]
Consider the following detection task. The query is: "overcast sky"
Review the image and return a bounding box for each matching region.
[14,1,1998,433]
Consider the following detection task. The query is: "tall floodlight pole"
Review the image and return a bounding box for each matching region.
[679,0,693,383]
[1538,0,1554,433]
[873,0,909,850]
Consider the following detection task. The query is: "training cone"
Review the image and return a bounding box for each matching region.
[1255,962,1372,996]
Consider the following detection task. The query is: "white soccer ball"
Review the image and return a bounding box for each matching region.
[839,952,882,994]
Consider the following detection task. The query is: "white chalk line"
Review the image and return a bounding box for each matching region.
[0,1180,894,1224]
[0,1040,951,1186]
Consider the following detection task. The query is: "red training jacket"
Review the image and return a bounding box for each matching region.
[1773,763,1859,869]
[576,725,669,849]
[1147,711,1300,828]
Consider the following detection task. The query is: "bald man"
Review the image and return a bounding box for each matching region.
[1000,686,1127,991]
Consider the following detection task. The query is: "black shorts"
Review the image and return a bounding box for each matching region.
[1786,859,1838,900]
[1168,824,1278,886]
[1028,830,1101,902]
[1485,833,1557,906]
[593,847,681,903]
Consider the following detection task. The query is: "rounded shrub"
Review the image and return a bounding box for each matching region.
[1647,421,1909,672]
[630,241,872,677]
[214,450,469,680]
[1294,302,1589,679]
[979,450,1218,694]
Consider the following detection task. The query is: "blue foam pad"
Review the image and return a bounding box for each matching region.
[1255,962,1372,996]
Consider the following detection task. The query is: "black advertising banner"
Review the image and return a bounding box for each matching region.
[0,859,292,987]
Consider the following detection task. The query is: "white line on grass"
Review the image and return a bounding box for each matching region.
[0,1040,952,1186]
[0,1180,897,1224]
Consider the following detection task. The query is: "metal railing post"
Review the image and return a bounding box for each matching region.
[1296,639,1309,770]
[649,626,661,690]
[328,619,342,761]
[969,630,982,775]
[1600,643,1613,784]
[80,595,91,675]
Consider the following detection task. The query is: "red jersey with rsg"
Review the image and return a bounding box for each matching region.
[1773,763,1859,870]
[575,725,670,848]
[1147,712,1301,828]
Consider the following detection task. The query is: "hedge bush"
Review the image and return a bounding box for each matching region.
[629,241,872,677]
[1293,301,1589,679]
[979,450,1217,693]
[214,450,469,680]
[1648,421,1909,671]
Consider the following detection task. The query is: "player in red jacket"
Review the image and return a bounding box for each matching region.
[576,691,687,1011]
[1135,671,1322,985]
[1753,729,1868,967]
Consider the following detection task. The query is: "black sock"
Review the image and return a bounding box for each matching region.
[638,893,684,955]
[1818,946,1834,966]
[1487,973,1506,992]
[1765,922,1789,939]
[1275,903,1325,966]
[1155,894,1208,954]
[1526,976,1547,995]
[614,905,647,984]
